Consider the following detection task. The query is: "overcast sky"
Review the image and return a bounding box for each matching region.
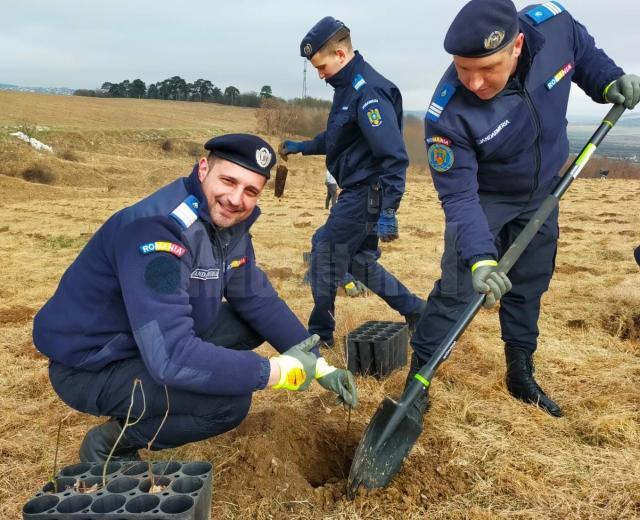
[2,0,638,119]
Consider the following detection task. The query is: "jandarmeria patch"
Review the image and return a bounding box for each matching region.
[190,268,220,280]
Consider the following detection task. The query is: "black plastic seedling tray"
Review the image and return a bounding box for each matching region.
[23,461,212,519]
[345,321,409,378]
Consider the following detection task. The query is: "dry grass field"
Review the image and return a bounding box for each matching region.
[0,92,639,519]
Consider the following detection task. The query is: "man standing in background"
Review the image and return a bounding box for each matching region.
[279,16,425,348]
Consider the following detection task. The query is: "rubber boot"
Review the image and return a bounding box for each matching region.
[505,345,563,417]
[402,352,430,423]
[79,419,141,462]
[404,299,427,338]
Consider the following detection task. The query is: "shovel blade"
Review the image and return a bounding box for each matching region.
[347,396,423,498]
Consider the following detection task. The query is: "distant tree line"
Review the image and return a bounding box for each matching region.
[74,77,277,108]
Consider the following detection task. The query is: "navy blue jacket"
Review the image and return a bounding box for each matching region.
[424,4,624,265]
[301,51,409,212]
[33,168,310,396]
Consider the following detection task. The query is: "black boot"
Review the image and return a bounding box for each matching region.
[404,300,427,338]
[402,353,431,423]
[79,419,141,462]
[505,346,563,418]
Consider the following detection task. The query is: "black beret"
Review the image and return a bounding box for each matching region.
[634,245,640,266]
[300,16,349,59]
[444,0,519,58]
[204,134,276,179]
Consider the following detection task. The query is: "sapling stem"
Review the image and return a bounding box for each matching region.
[103,379,146,487]
[146,385,170,487]
[50,411,73,493]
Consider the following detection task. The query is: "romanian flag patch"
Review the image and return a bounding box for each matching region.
[226,256,248,270]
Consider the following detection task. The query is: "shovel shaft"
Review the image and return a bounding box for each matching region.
[410,294,484,392]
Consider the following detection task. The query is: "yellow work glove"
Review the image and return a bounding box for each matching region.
[272,335,319,391]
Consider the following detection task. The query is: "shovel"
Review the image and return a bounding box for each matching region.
[347,104,626,498]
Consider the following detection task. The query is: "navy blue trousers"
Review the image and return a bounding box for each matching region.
[49,304,263,450]
[411,179,559,363]
[308,184,423,340]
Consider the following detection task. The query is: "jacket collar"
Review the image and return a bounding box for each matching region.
[184,165,261,231]
[327,51,365,89]
[519,15,546,59]
[500,20,546,93]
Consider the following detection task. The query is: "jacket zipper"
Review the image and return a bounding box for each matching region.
[210,225,227,273]
[521,86,541,194]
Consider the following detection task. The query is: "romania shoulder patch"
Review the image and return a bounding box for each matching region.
[139,241,187,258]
[426,136,452,146]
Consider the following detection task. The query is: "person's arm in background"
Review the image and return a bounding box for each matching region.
[279,132,327,159]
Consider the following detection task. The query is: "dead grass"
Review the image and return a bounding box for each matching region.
[57,149,81,162]
[0,92,639,519]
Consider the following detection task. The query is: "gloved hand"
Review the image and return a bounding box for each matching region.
[344,279,368,297]
[471,260,512,309]
[315,357,358,408]
[278,140,303,161]
[377,208,399,242]
[604,74,640,109]
[271,335,319,391]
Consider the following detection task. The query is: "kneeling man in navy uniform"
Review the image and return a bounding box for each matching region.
[33,134,357,462]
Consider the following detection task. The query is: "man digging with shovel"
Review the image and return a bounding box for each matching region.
[410,0,640,420]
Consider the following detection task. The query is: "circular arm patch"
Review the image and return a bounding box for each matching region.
[428,143,455,172]
[144,256,180,294]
